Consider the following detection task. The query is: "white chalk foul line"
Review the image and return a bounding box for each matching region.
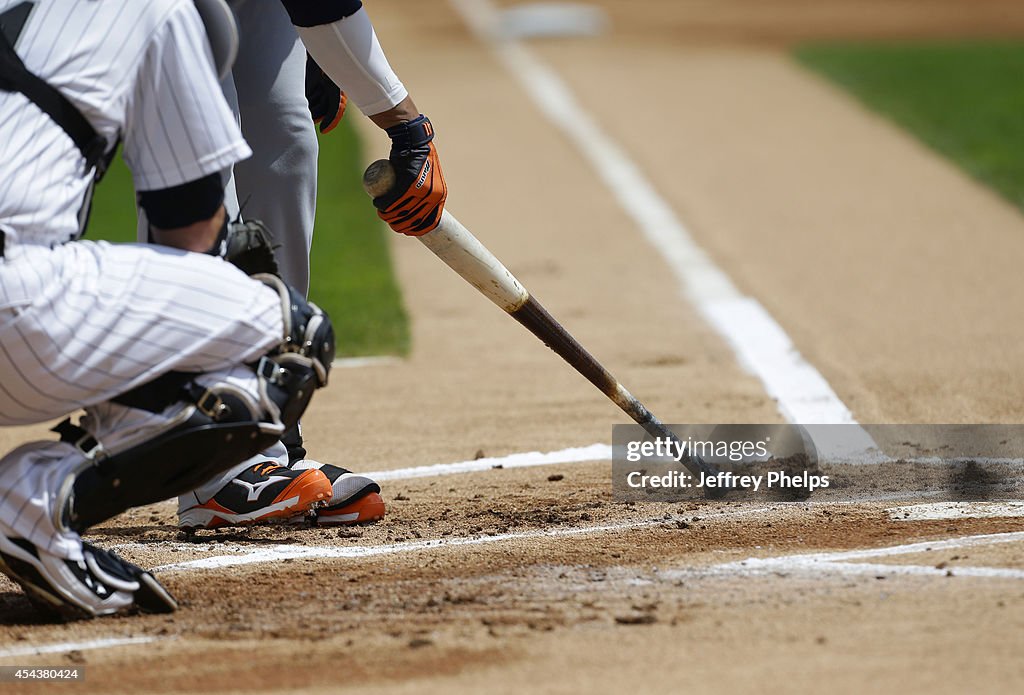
[692,530,1024,580]
[447,0,877,459]
[151,508,771,573]
[0,636,159,659]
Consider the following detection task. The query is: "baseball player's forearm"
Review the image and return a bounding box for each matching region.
[139,171,229,253]
[368,95,420,130]
[150,206,227,253]
[285,2,425,130]
[282,0,448,236]
[287,4,409,117]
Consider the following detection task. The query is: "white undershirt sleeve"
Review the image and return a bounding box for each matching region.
[296,7,409,117]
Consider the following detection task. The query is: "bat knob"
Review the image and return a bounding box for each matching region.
[363,159,397,198]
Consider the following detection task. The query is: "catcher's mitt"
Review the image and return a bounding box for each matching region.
[224,219,280,276]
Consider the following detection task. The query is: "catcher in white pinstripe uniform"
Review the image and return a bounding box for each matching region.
[0,0,346,618]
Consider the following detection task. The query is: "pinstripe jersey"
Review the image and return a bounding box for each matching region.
[0,0,289,565]
[0,0,251,248]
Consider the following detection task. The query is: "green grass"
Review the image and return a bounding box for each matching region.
[87,118,409,357]
[308,120,409,357]
[795,40,1024,212]
[87,154,138,244]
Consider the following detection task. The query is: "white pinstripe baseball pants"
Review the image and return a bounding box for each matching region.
[0,240,284,559]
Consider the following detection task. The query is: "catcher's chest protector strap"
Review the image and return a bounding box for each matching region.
[0,29,112,178]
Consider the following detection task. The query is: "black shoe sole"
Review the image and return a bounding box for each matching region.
[136,572,178,613]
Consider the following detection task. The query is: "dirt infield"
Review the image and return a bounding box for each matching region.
[2,0,1024,692]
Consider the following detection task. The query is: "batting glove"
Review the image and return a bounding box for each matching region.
[373,114,447,236]
[305,54,346,134]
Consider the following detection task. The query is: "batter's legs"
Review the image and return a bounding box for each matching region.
[230,0,318,295]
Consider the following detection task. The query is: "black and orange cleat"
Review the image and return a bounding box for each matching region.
[288,461,385,525]
[178,461,333,530]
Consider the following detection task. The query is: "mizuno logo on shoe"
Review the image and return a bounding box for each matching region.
[231,476,290,502]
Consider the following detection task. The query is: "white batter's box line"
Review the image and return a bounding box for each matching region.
[888,501,1024,521]
[679,530,1024,581]
[330,356,403,369]
[149,508,771,573]
[0,636,161,659]
[878,456,1024,467]
[364,443,1024,481]
[365,443,612,481]
[152,519,665,572]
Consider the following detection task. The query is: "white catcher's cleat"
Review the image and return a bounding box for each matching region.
[0,534,176,619]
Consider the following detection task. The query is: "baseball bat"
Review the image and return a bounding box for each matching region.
[363,160,718,482]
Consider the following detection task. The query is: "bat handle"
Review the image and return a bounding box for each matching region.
[363,159,530,312]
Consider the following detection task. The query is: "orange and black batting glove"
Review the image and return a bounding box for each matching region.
[305,54,346,134]
[373,114,447,236]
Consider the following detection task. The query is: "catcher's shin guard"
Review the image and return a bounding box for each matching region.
[62,390,278,532]
[62,277,335,532]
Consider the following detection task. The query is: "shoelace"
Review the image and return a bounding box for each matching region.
[253,461,281,477]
